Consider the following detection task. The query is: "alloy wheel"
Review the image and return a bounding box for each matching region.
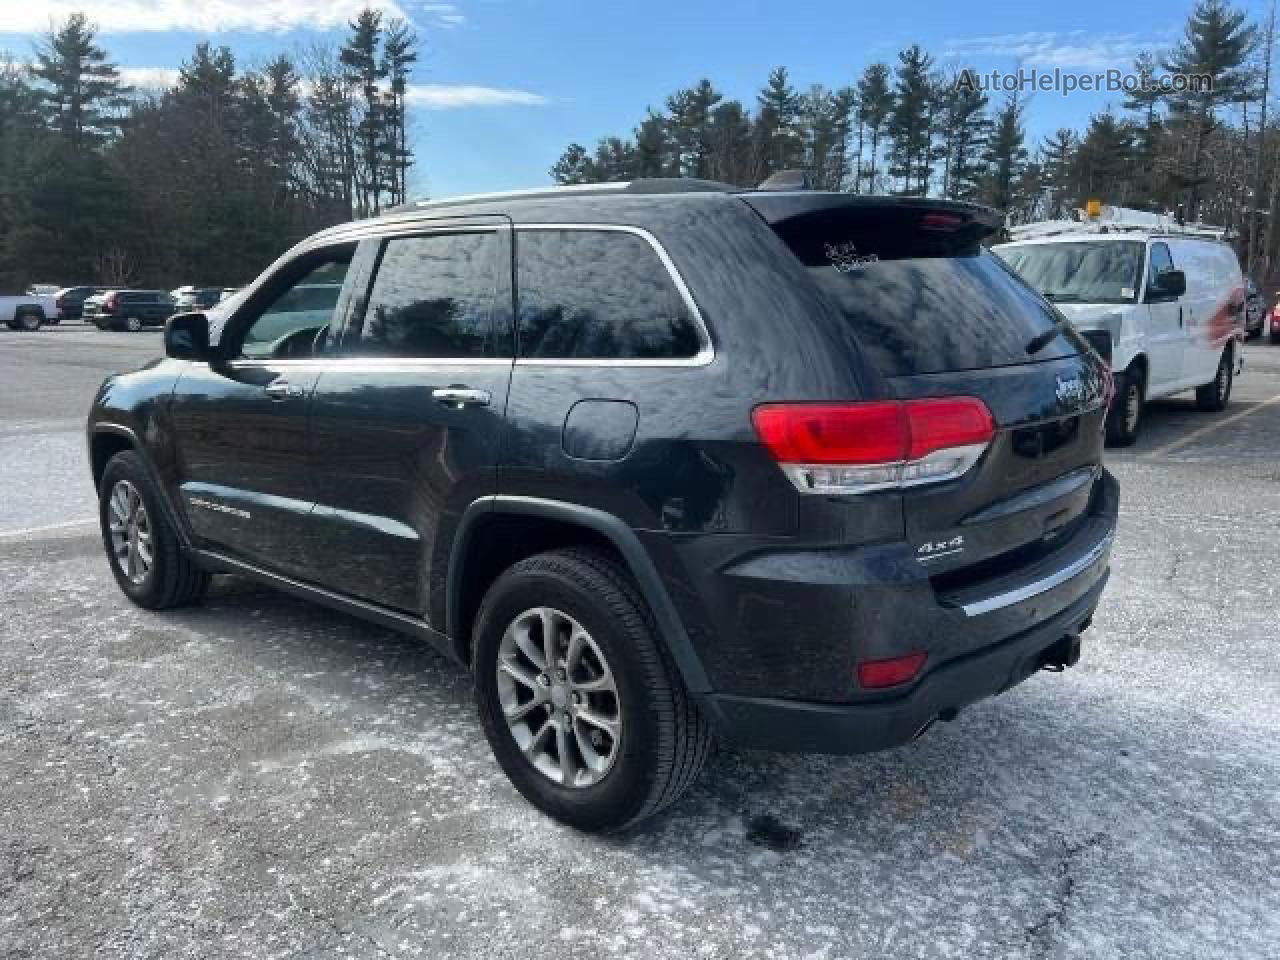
[107,480,153,584]
[495,606,622,788]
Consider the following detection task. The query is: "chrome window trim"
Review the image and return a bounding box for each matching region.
[227,357,514,372]
[512,223,715,368]
[959,531,1115,617]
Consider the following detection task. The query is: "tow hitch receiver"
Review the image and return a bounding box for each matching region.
[1040,633,1082,673]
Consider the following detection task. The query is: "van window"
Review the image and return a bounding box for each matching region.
[1148,243,1174,289]
[769,208,1082,377]
[996,240,1144,306]
[346,232,499,359]
[516,229,701,360]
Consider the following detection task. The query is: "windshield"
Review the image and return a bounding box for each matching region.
[995,240,1144,304]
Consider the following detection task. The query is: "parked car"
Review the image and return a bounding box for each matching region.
[1244,279,1265,338]
[1,291,59,330]
[84,289,175,331]
[88,180,1118,830]
[54,285,109,322]
[171,286,225,311]
[1270,301,1280,344]
[996,228,1245,446]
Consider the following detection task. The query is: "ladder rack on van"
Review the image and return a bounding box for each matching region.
[1009,205,1231,242]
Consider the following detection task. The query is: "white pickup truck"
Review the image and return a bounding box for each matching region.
[1,292,60,330]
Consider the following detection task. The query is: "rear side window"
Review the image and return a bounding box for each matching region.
[516,229,701,360]
[347,232,498,359]
[771,208,1080,377]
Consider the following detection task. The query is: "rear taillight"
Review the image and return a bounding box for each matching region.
[104,293,118,313]
[752,397,994,495]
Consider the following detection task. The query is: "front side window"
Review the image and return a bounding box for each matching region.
[345,232,499,359]
[516,229,701,360]
[238,253,351,360]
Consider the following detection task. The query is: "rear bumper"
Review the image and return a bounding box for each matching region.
[701,573,1105,753]
[649,469,1119,752]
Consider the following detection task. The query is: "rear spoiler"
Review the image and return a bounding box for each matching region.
[740,193,1003,237]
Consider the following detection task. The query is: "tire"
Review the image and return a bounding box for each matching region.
[125,315,142,332]
[1271,331,1280,345]
[473,547,712,832]
[1106,365,1144,447]
[1195,348,1233,412]
[99,450,209,609]
[17,309,43,331]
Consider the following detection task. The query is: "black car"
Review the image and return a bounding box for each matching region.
[87,180,1118,830]
[54,286,108,322]
[84,289,176,331]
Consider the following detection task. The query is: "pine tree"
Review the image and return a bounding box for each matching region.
[550,143,593,184]
[341,9,389,216]
[887,46,935,195]
[936,69,990,200]
[856,63,893,192]
[666,79,722,178]
[31,13,131,150]
[753,67,803,179]
[706,100,753,185]
[1164,0,1258,220]
[1040,128,1077,217]
[381,19,418,204]
[982,92,1028,212]
[634,109,672,178]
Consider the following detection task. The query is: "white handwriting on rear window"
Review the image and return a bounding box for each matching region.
[825,241,879,273]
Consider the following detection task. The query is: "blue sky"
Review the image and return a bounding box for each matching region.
[0,0,1264,198]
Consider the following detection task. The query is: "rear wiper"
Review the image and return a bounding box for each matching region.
[1026,318,1069,355]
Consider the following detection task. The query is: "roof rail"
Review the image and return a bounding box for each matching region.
[386,177,736,215]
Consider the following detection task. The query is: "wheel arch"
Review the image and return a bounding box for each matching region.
[447,496,712,695]
[89,423,193,548]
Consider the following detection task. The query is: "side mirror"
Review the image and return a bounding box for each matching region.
[164,311,214,362]
[1152,269,1186,299]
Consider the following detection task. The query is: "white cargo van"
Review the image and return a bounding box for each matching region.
[995,226,1245,445]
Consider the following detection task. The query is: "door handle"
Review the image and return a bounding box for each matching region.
[264,378,302,401]
[432,386,491,408]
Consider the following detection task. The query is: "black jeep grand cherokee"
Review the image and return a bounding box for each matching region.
[88,180,1118,830]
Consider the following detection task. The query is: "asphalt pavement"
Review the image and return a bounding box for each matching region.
[2,325,1278,959]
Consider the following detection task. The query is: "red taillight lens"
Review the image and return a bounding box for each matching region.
[752,398,994,495]
[903,398,996,460]
[752,402,907,464]
[104,293,118,313]
[857,652,927,689]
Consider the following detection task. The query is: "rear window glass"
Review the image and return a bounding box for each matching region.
[771,208,1078,377]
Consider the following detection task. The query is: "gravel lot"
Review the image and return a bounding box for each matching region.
[2,327,1279,959]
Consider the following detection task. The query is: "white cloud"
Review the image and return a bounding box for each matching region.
[0,1,463,35]
[118,66,180,90]
[108,65,547,109]
[944,30,1149,70]
[403,84,549,109]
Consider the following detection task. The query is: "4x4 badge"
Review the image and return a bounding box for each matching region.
[916,536,965,562]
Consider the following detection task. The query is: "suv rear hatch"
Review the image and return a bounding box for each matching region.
[743,193,1111,588]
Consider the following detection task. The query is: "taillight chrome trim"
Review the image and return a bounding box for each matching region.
[777,442,990,495]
